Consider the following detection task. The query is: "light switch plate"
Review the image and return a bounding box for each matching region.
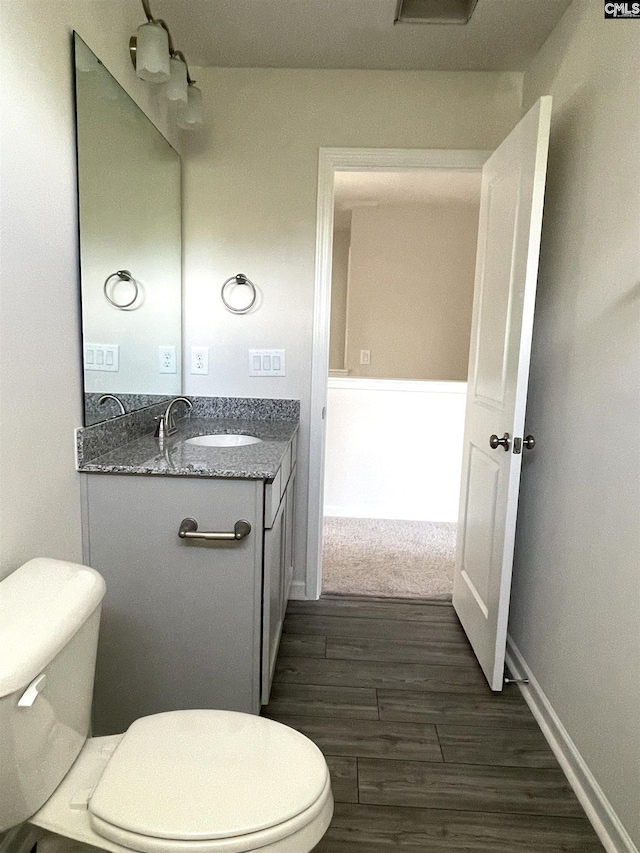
[190,346,209,374]
[360,349,371,365]
[85,343,119,372]
[249,349,286,377]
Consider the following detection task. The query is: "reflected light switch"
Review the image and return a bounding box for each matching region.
[85,344,119,372]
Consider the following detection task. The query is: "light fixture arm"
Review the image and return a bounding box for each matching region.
[141,0,154,23]
[171,49,196,86]
[131,0,196,85]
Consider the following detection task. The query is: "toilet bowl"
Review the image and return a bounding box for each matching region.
[0,559,333,853]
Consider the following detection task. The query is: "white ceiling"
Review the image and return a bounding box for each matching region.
[333,169,482,230]
[152,0,572,72]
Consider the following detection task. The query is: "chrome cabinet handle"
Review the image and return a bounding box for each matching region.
[523,434,536,450]
[489,433,510,451]
[178,518,251,541]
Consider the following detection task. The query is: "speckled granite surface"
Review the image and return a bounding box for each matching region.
[76,397,300,480]
[84,393,170,425]
[78,417,297,479]
[77,401,168,465]
[190,397,299,421]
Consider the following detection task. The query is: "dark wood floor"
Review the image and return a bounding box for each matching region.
[262,596,604,852]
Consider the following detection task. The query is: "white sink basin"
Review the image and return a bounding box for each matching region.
[184,434,262,448]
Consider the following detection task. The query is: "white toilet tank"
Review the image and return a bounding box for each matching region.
[0,558,106,832]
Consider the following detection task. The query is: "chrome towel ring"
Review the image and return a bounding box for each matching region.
[103,270,139,309]
[221,273,257,314]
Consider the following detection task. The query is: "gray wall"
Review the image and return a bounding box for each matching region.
[344,203,479,380]
[182,67,523,591]
[0,1,182,582]
[509,1,640,846]
[329,228,350,371]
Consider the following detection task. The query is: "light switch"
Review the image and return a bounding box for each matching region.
[85,344,119,372]
[248,349,286,377]
[360,350,371,365]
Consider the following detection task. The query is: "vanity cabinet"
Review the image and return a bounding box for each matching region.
[262,465,296,704]
[82,443,296,736]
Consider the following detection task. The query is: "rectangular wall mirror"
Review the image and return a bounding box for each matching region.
[74,33,182,425]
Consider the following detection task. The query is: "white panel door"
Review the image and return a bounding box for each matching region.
[453,97,552,691]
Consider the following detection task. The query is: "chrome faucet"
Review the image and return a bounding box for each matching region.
[160,396,193,437]
[98,394,126,416]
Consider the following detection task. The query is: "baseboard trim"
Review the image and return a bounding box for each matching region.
[323,506,457,522]
[0,824,40,853]
[288,579,311,600]
[506,636,637,853]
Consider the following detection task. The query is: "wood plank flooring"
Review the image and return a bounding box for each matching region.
[262,596,604,852]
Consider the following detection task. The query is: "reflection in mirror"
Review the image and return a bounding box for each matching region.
[74,34,182,425]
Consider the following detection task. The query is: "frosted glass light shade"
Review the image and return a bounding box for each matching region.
[75,39,99,73]
[176,85,203,130]
[165,57,188,104]
[98,65,120,102]
[135,22,170,82]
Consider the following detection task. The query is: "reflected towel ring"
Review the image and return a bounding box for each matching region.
[221,273,257,314]
[103,270,139,309]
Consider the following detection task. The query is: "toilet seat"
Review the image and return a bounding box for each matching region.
[86,710,332,853]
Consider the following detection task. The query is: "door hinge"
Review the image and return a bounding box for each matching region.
[513,437,522,454]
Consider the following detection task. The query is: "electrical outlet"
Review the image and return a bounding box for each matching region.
[190,346,209,374]
[158,345,177,374]
[360,349,371,365]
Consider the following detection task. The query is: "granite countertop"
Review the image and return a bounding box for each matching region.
[77,417,298,480]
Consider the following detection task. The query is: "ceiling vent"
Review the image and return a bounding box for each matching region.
[395,0,480,24]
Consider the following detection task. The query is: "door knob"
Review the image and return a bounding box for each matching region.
[523,434,536,450]
[489,433,510,451]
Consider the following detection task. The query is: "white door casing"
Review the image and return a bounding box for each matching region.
[305,148,492,600]
[453,97,552,690]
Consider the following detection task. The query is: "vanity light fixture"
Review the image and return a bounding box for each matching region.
[176,84,203,130]
[129,0,203,129]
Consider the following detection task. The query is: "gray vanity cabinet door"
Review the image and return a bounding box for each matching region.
[261,494,286,705]
[283,467,296,607]
[83,474,264,735]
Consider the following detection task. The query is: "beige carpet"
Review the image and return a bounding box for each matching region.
[322,517,457,600]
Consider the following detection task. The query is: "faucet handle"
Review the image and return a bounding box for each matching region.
[154,416,165,439]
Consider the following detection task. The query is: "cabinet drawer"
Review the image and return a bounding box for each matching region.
[280,442,292,492]
[264,433,296,528]
[264,468,282,529]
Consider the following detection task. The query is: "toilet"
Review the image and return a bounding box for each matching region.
[0,558,333,853]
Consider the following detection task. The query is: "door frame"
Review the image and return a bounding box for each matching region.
[304,147,492,600]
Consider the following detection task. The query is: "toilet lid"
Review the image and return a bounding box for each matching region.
[88,710,329,843]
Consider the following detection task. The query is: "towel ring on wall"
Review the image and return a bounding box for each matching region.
[103,270,140,309]
[221,273,257,314]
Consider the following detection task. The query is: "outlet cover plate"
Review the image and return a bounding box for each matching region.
[158,345,177,374]
[190,346,209,374]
